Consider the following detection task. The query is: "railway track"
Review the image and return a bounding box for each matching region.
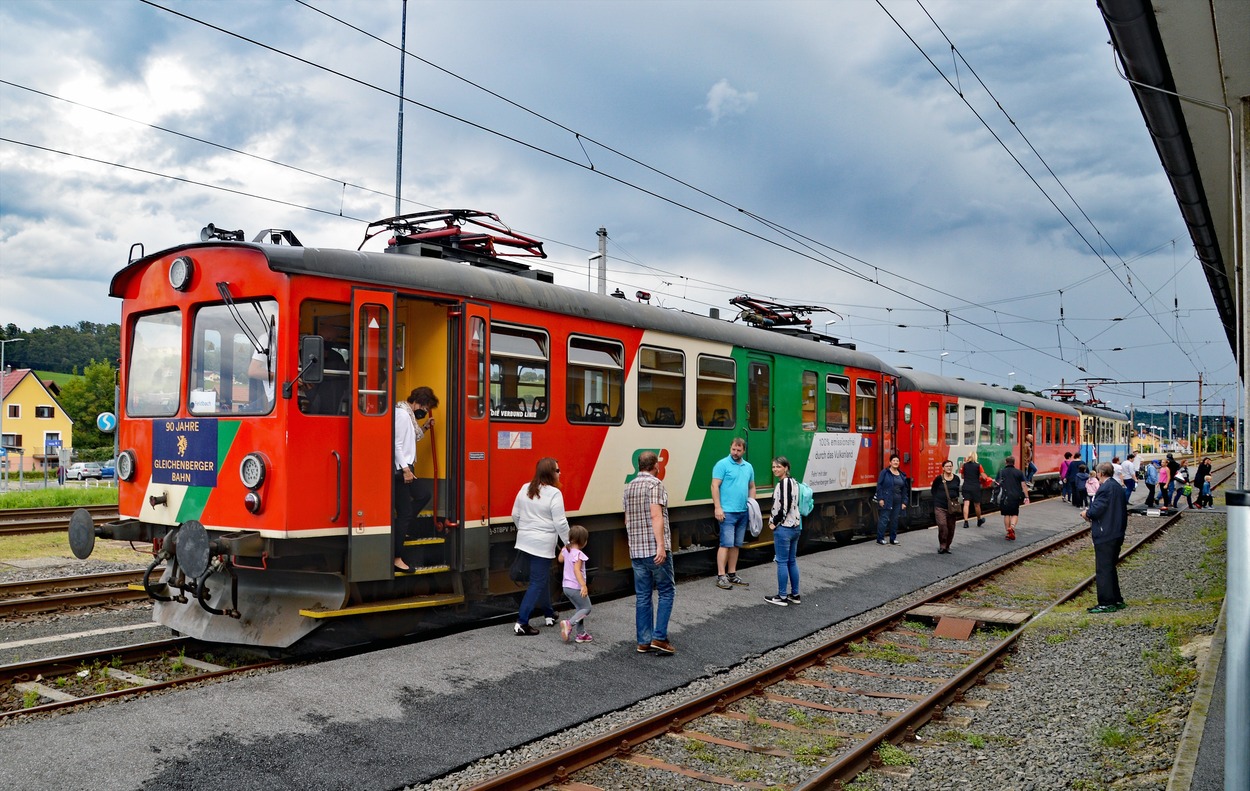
[464,466,1232,790]
[0,637,279,720]
[0,504,118,537]
[0,569,155,617]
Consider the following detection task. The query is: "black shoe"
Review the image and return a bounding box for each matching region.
[962,520,969,528]
[889,539,901,545]
[785,594,801,605]
[876,539,886,545]
[514,622,539,636]
[977,517,985,526]
[764,595,789,606]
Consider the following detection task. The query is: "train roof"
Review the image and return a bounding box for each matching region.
[120,240,900,376]
[894,368,1082,417]
[1072,402,1130,421]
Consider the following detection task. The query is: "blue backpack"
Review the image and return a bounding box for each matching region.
[797,481,815,517]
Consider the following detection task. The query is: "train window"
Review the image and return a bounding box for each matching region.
[298,301,350,416]
[800,371,817,432]
[1007,411,1016,446]
[638,346,684,427]
[980,407,992,444]
[490,324,548,421]
[568,336,623,425]
[468,317,485,419]
[748,362,770,430]
[698,355,736,429]
[963,405,976,445]
[995,410,1007,444]
[945,403,959,445]
[356,303,389,417]
[1045,416,1053,444]
[825,375,850,432]
[189,300,279,416]
[928,403,939,445]
[855,381,877,432]
[127,310,183,417]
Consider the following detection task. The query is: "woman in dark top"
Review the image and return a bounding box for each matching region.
[1192,458,1212,508]
[996,455,1027,541]
[960,452,986,528]
[874,453,908,545]
[931,460,961,554]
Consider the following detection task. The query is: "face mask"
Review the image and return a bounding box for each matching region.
[414,408,428,420]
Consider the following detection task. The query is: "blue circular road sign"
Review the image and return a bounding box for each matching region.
[96,412,117,432]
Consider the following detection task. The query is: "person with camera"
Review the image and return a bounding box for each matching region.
[393,386,440,572]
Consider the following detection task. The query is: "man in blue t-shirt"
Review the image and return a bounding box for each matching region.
[711,437,756,590]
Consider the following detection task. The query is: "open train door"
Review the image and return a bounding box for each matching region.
[348,288,396,582]
[454,301,491,573]
[745,354,775,492]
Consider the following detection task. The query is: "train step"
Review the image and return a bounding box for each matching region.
[299,591,465,619]
[402,537,446,547]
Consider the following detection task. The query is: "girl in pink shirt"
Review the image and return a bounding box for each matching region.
[559,525,592,643]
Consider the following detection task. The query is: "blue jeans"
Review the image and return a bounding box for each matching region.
[517,553,555,624]
[772,525,800,596]
[631,555,675,645]
[1025,461,1037,483]
[876,502,902,542]
[718,511,748,547]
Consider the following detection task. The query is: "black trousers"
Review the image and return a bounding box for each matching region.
[1093,539,1123,606]
[393,472,433,556]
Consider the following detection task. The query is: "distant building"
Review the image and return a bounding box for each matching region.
[1,368,74,473]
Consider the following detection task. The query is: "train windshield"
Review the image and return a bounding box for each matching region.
[127,310,184,417]
[189,300,279,415]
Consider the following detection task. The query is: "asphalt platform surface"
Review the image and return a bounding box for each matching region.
[0,496,1229,791]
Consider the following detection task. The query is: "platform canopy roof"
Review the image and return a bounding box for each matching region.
[1099,0,1248,357]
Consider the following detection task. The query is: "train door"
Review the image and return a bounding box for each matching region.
[457,302,490,572]
[349,288,395,582]
[1019,409,1034,464]
[882,377,897,459]
[745,355,774,488]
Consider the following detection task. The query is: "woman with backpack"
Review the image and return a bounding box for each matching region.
[931,459,961,554]
[766,457,802,606]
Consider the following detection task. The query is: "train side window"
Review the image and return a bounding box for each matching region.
[800,371,817,432]
[356,303,389,417]
[980,407,992,444]
[568,336,623,425]
[298,300,350,416]
[697,355,735,429]
[945,403,959,445]
[997,410,1009,445]
[468,317,485,419]
[825,375,850,432]
[927,402,939,445]
[638,346,684,427]
[855,380,877,432]
[489,324,548,421]
[963,405,976,445]
[748,362,770,430]
[127,310,184,417]
[1045,416,1053,444]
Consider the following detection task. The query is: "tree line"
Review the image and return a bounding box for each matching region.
[3,323,121,459]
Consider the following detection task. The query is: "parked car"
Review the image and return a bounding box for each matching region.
[101,460,116,479]
[66,462,103,480]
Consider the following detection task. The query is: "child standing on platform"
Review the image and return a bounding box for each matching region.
[559,525,593,643]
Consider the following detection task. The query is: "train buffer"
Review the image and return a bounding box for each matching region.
[906,603,1033,640]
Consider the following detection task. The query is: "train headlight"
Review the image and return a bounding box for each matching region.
[244,492,263,514]
[239,453,267,490]
[117,450,137,482]
[168,256,194,291]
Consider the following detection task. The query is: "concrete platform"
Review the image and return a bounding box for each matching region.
[0,495,1225,791]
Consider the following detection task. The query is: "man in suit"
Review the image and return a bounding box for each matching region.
[1081,462,1128,613]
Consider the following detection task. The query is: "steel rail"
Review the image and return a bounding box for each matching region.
[0,504,118,536]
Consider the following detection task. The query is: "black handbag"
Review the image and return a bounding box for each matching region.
[508,550,530,584]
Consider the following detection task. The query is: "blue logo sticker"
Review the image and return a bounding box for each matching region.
[152,418,219,487]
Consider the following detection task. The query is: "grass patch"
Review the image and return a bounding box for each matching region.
[0,530,150,564]
[932,729,987,748]
[1095,726,1135,749]
[849,640,919,664]
[0,487,118,509]
[876,742,914,766]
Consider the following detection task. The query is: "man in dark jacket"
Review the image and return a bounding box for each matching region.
[1081,462,1127,613]
[1064,451,1082,506]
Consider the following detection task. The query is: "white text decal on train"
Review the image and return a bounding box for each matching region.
[805,433,863,491]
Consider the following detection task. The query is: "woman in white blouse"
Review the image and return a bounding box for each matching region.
[512,458,571,635]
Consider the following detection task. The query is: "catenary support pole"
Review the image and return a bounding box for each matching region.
[1226,491,1249,791]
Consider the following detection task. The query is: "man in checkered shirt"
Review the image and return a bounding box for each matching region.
[623,450,676,655]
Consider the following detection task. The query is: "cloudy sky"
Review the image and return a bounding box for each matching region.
[0,0,1232,421]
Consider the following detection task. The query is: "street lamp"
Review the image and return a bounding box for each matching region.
[587,254,602,292]
[1008,371,1015,390]
[0,337,26,489]
[940,351,949,376]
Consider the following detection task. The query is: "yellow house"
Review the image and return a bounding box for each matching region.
[1,368,74,473]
